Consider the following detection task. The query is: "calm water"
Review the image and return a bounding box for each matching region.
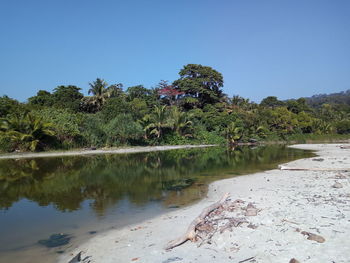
[0,145,313,263]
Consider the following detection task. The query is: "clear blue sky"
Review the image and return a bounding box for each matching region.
[0,0,349,103]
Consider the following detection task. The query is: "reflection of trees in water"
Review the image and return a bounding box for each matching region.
[0,146,311,215]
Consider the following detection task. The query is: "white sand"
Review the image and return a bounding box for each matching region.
[59,144,350,263]
[0,145,215,160]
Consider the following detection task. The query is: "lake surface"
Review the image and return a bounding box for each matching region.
[0,145,313,263]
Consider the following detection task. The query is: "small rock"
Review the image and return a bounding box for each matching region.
[245,203,258,216]
[335,173,347,179]
[162,257,183,263]
[332,182,343,188]
[168,205,180,209]
[247,223,258,229]
[312,158,324,162]
[289,259,300,263]
[68,252,82,263]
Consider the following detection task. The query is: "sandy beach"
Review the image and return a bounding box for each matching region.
[0,145,215,160]
[59,144,350,263]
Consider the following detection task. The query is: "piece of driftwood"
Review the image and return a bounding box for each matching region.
[165,193,230,250]
[279,165,350,172]
[301,231,325,243]
[340,145,350,149]
[238,256,256,263]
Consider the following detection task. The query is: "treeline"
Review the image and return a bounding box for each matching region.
[306,90,350,109]
[0,64,350,152]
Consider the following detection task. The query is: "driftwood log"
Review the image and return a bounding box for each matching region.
[340,145,350,149]
[165,193,230,250]
[279,165,349,172]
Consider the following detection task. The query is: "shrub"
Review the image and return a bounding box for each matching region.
[32,108,84,148]
[104,114,144,146]
[80,113,107,147]
[335,120,350,134]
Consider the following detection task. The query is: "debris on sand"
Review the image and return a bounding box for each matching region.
[301,231,326,243]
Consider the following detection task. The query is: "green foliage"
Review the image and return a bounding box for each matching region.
[126,85,157,106]
[52,85,83,112]
[129,98,149,119]
[225,122,244,145]
[194,129,226,145]
[0,96,26,117]
[100,97,131,122]
[86,78,124,112]
[286,98,311,114]
[162,133,192,145]
[260,96,285,108]
[33,108,83,148]
[335,120,350,134]
[144,105,170,139]
[80,114,106,147]
[173,64,224,107]
[0,113,55,151]
[28,90,54,107]
[104,114,143,145]
[169,107,193,136]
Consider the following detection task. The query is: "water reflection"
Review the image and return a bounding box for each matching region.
[0,145,312,215]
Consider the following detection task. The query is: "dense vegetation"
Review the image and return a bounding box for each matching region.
[1,64,350,152]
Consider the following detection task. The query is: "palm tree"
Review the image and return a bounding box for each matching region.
[225,122,244,146]
[88,78,123,111]
[312,119,333,134]
[169,107,192,136]
[0,113,55,151]
[144,105,169,139]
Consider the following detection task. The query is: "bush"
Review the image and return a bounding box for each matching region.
[32,108,84,148]
[80,113,107,147]
[104,114,144,146]
[100,97,131,122]
[162,133,193,145]
[194,130,226,145]
[0,135,16,152]
[335,120,350,134]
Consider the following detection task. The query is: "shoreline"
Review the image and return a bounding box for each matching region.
[58,143,350,263]
[0,144,216,160]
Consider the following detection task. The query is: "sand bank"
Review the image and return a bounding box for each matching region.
[0,145,215,160]
[59,144,350,263]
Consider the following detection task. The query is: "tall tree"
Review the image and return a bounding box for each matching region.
[87,78,123,111]
[173,64,224,108]
[28,90,54,107]
[52,85,83,112]
[260,96,285,109]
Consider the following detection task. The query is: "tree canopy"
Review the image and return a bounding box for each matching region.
[173,64,224,108]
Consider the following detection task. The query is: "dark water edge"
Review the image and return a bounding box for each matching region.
[0,145,314,263]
